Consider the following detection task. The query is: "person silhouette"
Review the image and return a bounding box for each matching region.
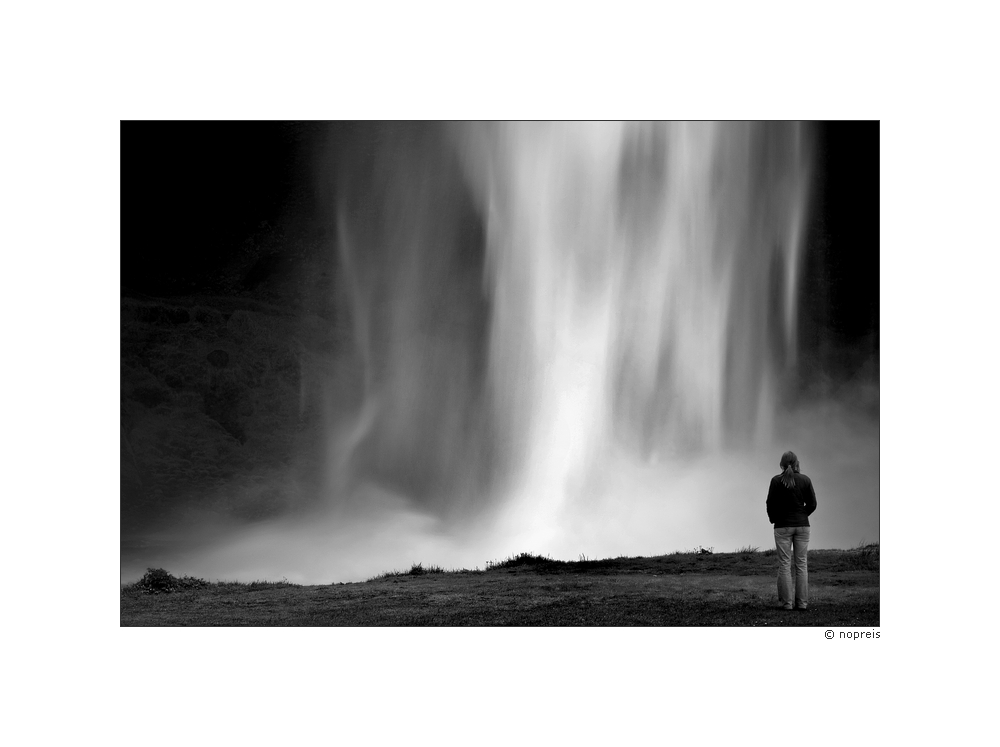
[766,451,817,610]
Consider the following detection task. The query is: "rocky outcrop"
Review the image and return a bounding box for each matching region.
[206,349,230,368]
[120,295,334,531]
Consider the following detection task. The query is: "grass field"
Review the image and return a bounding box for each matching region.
[120,544,879,627]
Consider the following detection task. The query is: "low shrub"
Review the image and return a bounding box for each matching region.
[130,567,208,594]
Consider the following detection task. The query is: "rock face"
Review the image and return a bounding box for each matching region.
[121,423,145,510]
[206,349,230,368]
[120,295,336,533]
[203,371,246,443]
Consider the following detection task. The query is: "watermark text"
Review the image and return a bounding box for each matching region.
[825,629,879,640]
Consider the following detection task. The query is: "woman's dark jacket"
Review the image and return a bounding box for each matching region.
[766,473,818,528]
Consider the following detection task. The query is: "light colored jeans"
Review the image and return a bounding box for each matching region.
[774,526,810,609]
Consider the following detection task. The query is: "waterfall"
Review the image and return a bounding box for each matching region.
[333,122,812,524]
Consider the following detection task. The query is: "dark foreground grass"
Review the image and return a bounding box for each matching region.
[121,547,878,627]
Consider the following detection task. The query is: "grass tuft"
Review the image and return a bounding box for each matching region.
[486,552,554,570]
[735,545,760,554]
[368,563,445,581]
[214,579,297,590]
[845,540,880,570]
[408,562,444,576]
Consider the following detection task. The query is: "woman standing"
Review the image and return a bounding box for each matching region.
[766,451,818,610]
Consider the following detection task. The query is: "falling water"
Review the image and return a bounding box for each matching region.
[463,122,809,527]
[332,122,811,519]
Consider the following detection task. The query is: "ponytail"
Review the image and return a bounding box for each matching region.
[779,450,799,489]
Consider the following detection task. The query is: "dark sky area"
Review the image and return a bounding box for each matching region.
[120,120,879,355]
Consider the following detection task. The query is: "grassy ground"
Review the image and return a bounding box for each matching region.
[121,545,878,627]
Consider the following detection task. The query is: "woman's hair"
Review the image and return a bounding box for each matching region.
[779,451,800,489]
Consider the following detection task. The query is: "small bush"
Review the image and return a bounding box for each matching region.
[130,568,207,594]
[735,545,759,554]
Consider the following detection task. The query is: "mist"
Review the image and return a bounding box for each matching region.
[120,121,878,585]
